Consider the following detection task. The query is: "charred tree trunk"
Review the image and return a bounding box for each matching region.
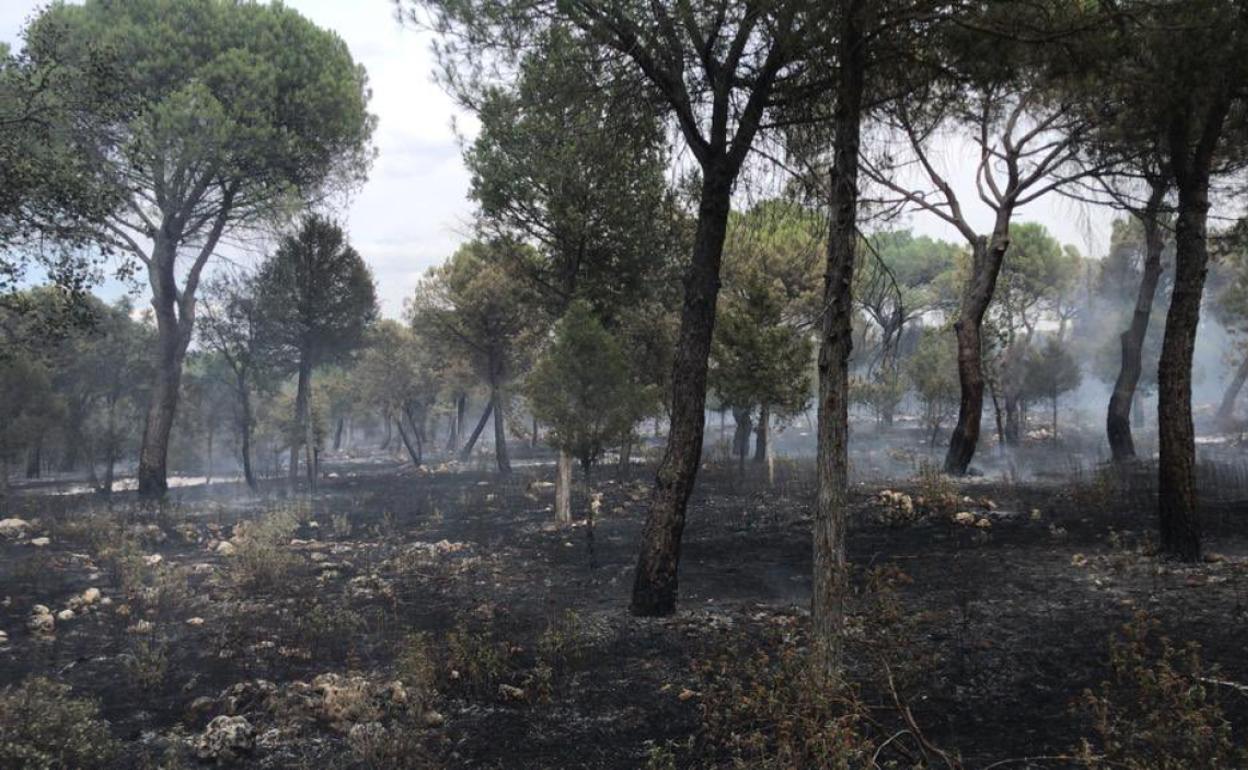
[459,402,493,461]
[944,231,1010,475]
[379,414,392,451]
[333,417,345,451]
[753,404,769,464]
[24,442,40,479]
[814,0,864,673]
[630,165,734,617]
[290,357,312,485]
[1108,181,1167,461]
[618,434,633,481]
[491,387,511,475]
[1004,391,1021,447]
[1215,353,1248,428]
[239,377,257,491]
[1158,103,1226,561]
[731,407,753,474]
[396,417,423,467]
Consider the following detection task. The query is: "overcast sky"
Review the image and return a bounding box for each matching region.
[3,1,1114,319]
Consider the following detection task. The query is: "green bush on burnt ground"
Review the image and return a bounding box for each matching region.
[1077,612,1247,769]
[0,677,120,769]
[226,505,303,591]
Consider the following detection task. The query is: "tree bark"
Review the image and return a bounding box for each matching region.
[459,401,493,461]
[630,165,734,617]
[814,0,864,674]
[396,417,423,466]
[25,441,40,480]
[333,417,344,451]
[944,231,1010,475]
[731,407,753,474]
[1108,181,1167,461]
[1158,104,1224,561]
[290,356,312,486]
[1215,352,1248,428]
[137,263,190,497]
[239,375,257,491]
[492,387,511,475]
[555,449,572,525]
[753,404,769,464]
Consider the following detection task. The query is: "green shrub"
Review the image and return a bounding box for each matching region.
[0,677,120,769]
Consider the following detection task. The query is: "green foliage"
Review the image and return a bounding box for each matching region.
[527,301,641,469]
[905,329,959,444]
[0,677,120,770]
[1023,337,1082,413]
[256,215,379,373]
[710,200,818,420]
[1078,613,1246,770]
[465,25,673,321]
[226,505,303,592]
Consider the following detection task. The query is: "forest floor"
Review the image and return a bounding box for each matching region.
[1,449,1246,768]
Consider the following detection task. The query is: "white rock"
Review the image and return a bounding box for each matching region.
[953,511,977,526]
[0,518,31,537]
[80,587,102,605]
[187,617,205,626]
[0,630,8,644]
[215,541,237,556]
[194,715,255,761]
[29,537,50,548]
[144,554,163,567]
[56,609,75,622]
[27,611,54,635]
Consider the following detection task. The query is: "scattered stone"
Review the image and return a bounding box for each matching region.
[193,715,255,762]
[0,630,8,644]
[0,518,32,538]
[81,587,102,605]
[29,537,50,547]
[1071,553,1089,568]
[56,609,75,622]
[215,541,238,556]
[128,620,154,634]
[974,517,992,529]
[953,511,977,526]
[498,684,526,701]
[27,606,54,636]
[421,710,445,727]
[187,617,205,627]
[144,554,164,567]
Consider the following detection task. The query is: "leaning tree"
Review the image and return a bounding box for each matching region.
[24,0,375,496]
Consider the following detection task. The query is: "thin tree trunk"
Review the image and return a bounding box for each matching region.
[333,417,344,451]
[530,414,539,449]
[814,0,864,674]
[239,374,257,490]
[732,407,752,475]
[618,434,632,481]
[379,413,392,450]
[25,441,40,479]
[396,417,422,467]
[492,387,511,475]
[1215,353,1248,427]
[291,357,312,485]
[205,426,214,485]
[753,404,769,464]
[459,402,493,461]
[555,449,572,526]
[630,165,735,617]
[1108,181,1167,461]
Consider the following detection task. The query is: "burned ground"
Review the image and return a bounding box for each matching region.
[0,450,1246,768]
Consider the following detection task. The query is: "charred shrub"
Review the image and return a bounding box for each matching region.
[0,677,120,769]
[1077,612,1246,769]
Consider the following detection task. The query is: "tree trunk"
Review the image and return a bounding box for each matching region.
[1004,391,1021,446]
[1108,182,1167,461]
[1052,393,1059,442]
[25,441,40,479]
[555,449,572,525]
[753,404,769,464]
[379,414,392,450]
[814,0,864,674]
[396,417,422,466]
[138,237,193,498]
[205,425,214,485]
[618,434,632,481]
[1158,121,1222,561]
[1215,353,1248,428]
[630,165,735,617]
[530,414,539,449]
[291,357,312,486]
[459,402,493,461]
[239,374,257,491]
[944,232,1010,475]
[492,387,511,475]
[333,417,345,451]
[731,407,752,474]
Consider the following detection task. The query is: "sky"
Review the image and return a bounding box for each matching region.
[2,0,1115,319]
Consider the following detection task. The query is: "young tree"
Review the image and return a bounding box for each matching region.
[25,0,376,497]
[528,302,640,523]
[906,327,960,448]
[1213,234,1248,427]
[256,215,378,489]
[1022,337,1082,442]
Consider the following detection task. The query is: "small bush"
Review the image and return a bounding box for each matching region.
[444,621,512,696]
[0,677,120,769]
[1077,612,1246,769]
[395,632,438,705]
[227,507,302,591]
